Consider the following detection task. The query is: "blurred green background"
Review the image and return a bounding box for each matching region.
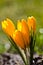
[0,0,43,54]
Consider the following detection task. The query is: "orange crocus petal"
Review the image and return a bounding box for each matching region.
[1,18,15,37]
[17,19,30,47]
[12,30,25,50]
[27,16,36,32]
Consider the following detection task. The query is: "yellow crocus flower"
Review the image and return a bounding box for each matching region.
[12,30,26,50]
[27,16,36,32]
[17,19,30,47]
[1,18,15,37]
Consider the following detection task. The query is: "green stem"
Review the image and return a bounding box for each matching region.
[30,36,33,65]
[8,36,27,65]
[30,34,36,65]
[25,48,29,65]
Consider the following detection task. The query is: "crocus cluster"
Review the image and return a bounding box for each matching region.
[1,16,36,50]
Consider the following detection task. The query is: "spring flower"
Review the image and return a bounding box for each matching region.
[12,30,26,50]
[1,18,15,37]
[17,19,30,47]
[27,16,36,32]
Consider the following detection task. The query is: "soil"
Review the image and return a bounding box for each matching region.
[0,53,43,65]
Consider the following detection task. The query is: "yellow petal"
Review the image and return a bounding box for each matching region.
[12,30,25,50]
[17,19,30,47]
[4,20,8,26]
[17,20,22,31]
[1,18,15,37]
[27,16,36,32]
[2,22,6,29]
